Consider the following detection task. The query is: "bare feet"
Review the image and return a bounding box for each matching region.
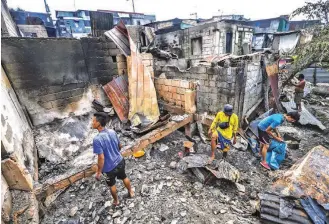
[129,190,135,198]
[208,155,215,164]
[112,200,120,207]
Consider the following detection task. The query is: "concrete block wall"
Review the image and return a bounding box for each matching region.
[155,22,253,65]
[154,76,197,113]
[156,65,239,114]
[155,54,263,119]
[1,37,117,125]
[1,37,92,125]
[80,37,120,85]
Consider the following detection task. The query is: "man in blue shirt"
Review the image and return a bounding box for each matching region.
[257,112,300,170]
[92,112,134,206]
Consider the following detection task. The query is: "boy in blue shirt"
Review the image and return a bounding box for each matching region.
[92,112,134,206]
[258,112,300,170]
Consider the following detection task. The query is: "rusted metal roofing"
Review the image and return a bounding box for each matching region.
[272,145,329,208]
[103,75,129,122]
[259,191,313,224]
[104,21,130,56]
[281,101,326,130]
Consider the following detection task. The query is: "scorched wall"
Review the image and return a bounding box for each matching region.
[1,37,121,125]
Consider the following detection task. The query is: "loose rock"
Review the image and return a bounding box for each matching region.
[69,206,78,217]
[112,210,122,218]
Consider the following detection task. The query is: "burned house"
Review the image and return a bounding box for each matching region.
[1,8,329,223]
[154,21,254,62]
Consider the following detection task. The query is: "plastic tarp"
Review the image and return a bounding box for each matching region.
[278,32,300,54]
[266,139,287,170]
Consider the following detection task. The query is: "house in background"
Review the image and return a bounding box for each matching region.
[145,18,198,34]
[55,10,91,38]
[55,9,156,38]
[9,9,55,37]
[97,10,156,26]
[288,20,321,31]
[247,16,289,33]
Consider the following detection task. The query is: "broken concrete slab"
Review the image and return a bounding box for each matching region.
[281,101,326,130]
[1,158,33,191]
[272,145,329,207]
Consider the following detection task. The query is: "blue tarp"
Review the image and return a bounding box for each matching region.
[266,140,287,170]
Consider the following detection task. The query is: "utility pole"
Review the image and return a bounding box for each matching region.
[44,0,50,14]
[190,12,197,20]
[127,0,136,12]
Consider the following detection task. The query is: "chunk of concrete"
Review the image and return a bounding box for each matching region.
[1,158,33,191]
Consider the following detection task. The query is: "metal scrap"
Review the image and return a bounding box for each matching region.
[103,75,129,123]
[104,21,130,56]
[177,154,240,183]
[259,191,313,224]
[272,145,329,208]
[281,101,326,130]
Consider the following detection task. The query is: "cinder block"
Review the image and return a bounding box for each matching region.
[169,86,177,93]
[162,85,169,92]
[166,92,173,99]
[209,81,216,87]
[172,79,180,87]
[180,80,190,89]
[177,88,184,95]
[164,79,172,86]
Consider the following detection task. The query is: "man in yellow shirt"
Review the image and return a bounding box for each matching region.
[208,104,238,161]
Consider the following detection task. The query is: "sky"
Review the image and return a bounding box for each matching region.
[7,0,308,21]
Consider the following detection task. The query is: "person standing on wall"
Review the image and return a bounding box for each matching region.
[92,112,134,206]
[292,74,306,112]
[208,104,239,162]
[257,112,300,170]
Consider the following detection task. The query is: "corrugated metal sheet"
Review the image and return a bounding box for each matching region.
[104,21,130,56]
[259,192,313,224]
[281,101,326,130]
[90,11,114,37]
[126,26,159,127]
[103,75,129,122]
[272,145,329,208]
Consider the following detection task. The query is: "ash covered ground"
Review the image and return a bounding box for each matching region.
[37,113,328,224]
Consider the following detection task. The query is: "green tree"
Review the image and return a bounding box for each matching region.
[285,0,329,84]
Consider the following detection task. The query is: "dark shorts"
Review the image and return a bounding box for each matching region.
[258,127,270,145]
[294,92,303,104]
[104,159,127,186]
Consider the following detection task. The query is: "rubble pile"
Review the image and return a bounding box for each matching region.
[36,115,328,224]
